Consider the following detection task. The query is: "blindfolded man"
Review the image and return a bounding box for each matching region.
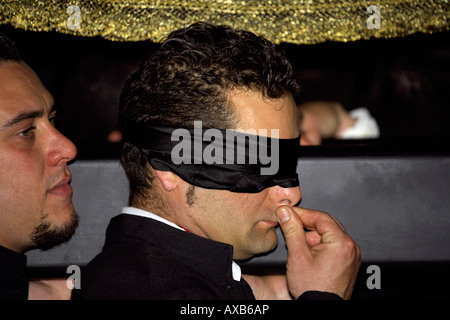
[73,22,360,300]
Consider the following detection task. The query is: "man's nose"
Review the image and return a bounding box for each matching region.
[269,185,302,207]
[46,128,78,167]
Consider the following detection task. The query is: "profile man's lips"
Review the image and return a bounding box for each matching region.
[261,220,279,227]
[48,176,73,197]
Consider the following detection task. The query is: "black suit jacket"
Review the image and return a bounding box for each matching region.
[0,245,28,300]
[72,214,255,300]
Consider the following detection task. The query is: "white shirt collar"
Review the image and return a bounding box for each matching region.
[122,206,185,231]
[121,206,242,281]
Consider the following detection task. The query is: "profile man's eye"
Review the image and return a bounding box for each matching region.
[19,126,35,137]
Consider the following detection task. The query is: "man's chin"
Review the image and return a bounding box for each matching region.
[30,211,79,251]
[236,234,279,261]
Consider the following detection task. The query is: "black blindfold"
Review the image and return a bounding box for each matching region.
[123,122,300,193]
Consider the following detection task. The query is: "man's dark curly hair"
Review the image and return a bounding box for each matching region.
[119,22,300,205]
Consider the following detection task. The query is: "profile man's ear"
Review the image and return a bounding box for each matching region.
[154,170,180,192]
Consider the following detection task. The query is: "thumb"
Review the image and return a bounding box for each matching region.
[275,206,311,257]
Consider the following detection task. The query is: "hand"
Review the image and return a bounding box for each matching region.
[276,205,360,299]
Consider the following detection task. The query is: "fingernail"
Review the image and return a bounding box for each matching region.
[277,207,291,223]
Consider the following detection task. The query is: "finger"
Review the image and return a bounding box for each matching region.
[275,206,311,257]
[291,206,347,243]
[293,206,345,233]
[327,214,347,233]
[304,230,322,247]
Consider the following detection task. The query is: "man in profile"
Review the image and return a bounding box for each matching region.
[0,33,78,299]
[74,22,360,300]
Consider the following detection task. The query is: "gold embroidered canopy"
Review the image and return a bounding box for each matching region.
[1,0,449,44]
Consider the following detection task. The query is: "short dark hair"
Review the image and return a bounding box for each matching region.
[0,33,21,64]
[119,22,300,204]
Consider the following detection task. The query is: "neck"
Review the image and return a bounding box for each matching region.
[0,238,26,254]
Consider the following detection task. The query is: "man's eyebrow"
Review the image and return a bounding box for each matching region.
[2,109,45,128]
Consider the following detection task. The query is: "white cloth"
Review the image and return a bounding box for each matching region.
[121,206,242,281]
[339,107,380,139]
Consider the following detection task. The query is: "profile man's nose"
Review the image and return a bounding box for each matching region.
[47,129,78,167]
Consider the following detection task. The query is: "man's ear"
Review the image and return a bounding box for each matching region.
[154,170,180,192]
